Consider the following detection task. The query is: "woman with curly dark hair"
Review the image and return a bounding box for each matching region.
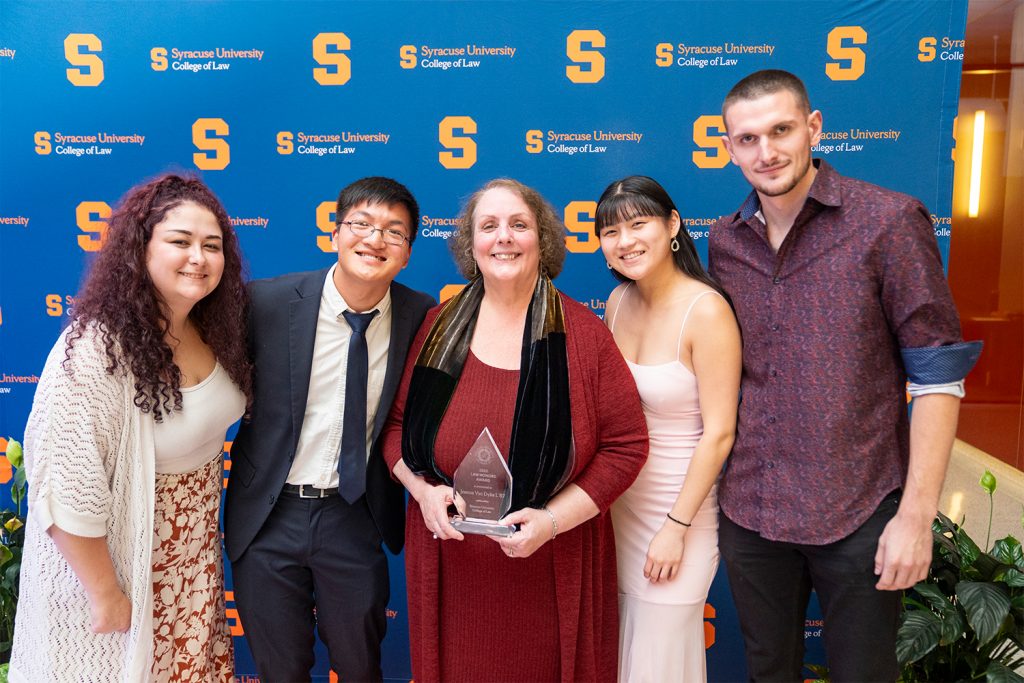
[10,173,251,683]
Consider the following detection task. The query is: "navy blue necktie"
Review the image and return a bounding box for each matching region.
[338,310,378,503]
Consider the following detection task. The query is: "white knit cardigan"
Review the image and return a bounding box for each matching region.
[10,325,155,682]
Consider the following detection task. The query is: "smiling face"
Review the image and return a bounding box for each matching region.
[332,200,411,289]
[145,201,224,317]
[471,187,541,288]
[722,89,822,200]
[599,212,680,281]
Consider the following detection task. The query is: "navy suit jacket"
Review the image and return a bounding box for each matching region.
[224,268,434,561]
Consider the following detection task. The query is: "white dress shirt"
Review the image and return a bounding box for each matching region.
[286,264,392,488]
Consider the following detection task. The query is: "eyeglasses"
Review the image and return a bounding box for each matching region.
[338,220,410,246]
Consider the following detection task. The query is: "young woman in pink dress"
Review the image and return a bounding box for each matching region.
[597,176,741,683]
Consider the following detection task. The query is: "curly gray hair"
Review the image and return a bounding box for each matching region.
[449,178,567,280]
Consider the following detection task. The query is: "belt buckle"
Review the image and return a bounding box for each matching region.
[298,485,325,499]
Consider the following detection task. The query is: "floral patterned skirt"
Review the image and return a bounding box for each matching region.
[151,455,234,682]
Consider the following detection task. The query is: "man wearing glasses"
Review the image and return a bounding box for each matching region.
[225,177,435,681]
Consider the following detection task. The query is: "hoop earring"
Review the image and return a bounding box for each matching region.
[671,238,680,253]
[607,262,613,270]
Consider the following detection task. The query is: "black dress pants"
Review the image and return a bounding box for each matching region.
[719,491,902,683]
[232,492,389,683]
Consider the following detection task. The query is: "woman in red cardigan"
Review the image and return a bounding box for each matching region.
[381,178,648,682]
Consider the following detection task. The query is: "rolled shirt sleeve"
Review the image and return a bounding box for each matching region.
[880,199,982,387]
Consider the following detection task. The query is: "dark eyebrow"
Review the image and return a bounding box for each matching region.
[350,210,408,229]
[164,228,222,240]
[730,117,801,139]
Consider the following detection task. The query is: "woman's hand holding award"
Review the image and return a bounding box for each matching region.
[450,427,516,537]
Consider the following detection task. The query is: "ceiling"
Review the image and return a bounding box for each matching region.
[965,0,1022,65]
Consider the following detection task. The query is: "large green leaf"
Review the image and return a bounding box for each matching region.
[914,582,954,609]
[993,537,1024,569]
[958,530,983,568]
[1003,569,1024,588]
[940,607,967,646]
[958,581,1013,646]
[910,582,967,644]
[0,547,10,566]
[985,661,1024,683]
[897,610,942,665]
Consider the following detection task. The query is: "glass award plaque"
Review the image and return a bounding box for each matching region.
[450,427,516,537]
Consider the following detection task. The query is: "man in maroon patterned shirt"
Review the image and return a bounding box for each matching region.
[708,70,981,681]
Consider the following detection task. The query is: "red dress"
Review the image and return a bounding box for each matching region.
[382,294,648,683]
[436,352,560,681]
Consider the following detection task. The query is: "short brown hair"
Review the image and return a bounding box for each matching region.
[722,69,812,125]
[449,178,567,279]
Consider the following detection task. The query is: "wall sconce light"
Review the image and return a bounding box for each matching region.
[969,109,986,218]
[954,98,1006,220]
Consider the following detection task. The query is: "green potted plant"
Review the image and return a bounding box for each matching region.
[0,437,26,682]
[897,470,1024,682]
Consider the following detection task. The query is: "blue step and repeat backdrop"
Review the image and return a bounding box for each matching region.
[0,1,967,680]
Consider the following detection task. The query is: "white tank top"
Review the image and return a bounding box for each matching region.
[152,363,245,474]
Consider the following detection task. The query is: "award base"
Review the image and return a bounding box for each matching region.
[451,517,517,537]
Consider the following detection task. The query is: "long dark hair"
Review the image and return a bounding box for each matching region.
[65,173,253,422]
[594,175,727,298]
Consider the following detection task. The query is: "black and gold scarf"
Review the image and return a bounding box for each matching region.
[401,275,573,511]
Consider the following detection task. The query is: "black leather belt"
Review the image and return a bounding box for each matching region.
[281,483,339,499]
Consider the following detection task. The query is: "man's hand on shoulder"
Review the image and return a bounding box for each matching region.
[874,506,933,590]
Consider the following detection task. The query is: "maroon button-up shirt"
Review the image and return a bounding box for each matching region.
[708,160,963,544]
